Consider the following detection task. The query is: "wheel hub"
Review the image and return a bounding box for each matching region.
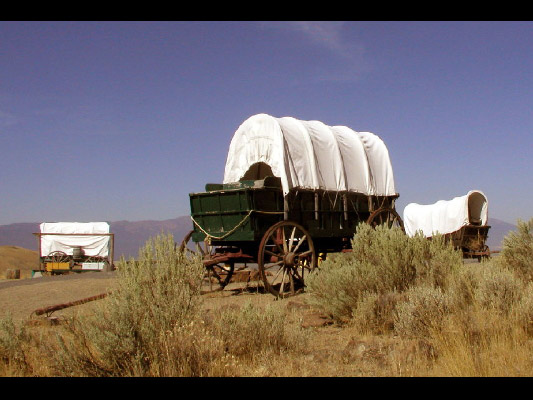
[284,252,296,267]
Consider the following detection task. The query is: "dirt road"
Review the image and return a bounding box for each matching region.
[0,272,119,321]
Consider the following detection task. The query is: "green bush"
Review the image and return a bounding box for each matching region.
[49,233,308,377]
[53,233,205,377]
[306,223,462,323]
[499,218,533,282]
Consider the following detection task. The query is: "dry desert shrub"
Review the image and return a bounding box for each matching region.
[52,233,206,377]
[511,281,533,336]
[474,263,523,315]
[305,223,462,324]
[394,285,450,340]
[498,218,533,282]
[409,259,533,376]
[0,314,31,376]
[351,291,404,335]
[205,301,309,359]
[46,233,307,377]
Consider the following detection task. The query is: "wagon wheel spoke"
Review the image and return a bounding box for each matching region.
[279,268,288,295]
[297,249,313,259]
[263,259,284,271]
[292,234,307,254]
[292,267,304,283]
[264,249,279,258]
[288,226,296,252]
[270,263,285,283]
[281,227,288,253]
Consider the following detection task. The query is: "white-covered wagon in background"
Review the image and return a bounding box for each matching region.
[403,190,491,260]
[33,222,115,275]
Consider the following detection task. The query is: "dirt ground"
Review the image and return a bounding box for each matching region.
[0,272,119,321]
[0,271,327,328]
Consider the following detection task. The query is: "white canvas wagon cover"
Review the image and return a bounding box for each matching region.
[403,191,489,237]
[39,222,111,257]
[223,113,397,196]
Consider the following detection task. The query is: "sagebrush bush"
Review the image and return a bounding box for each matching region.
[53,233,206,377]
[306,223,462,323]
[498,218,533,282]
[48,233,309,377]
[474,263,523,315]
[351,291,404,334]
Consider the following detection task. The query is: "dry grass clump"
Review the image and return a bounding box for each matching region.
[394,285,450,340]
[422,256,533,376]
[206,301,308,358]
[0,315,31,376]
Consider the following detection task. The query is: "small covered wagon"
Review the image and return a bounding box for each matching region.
[403,190,491,260]
[33,222,115,275]
[181,113,403,297]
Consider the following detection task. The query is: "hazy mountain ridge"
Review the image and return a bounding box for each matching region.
[0,217,518,259]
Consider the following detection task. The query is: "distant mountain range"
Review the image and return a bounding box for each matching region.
[0,216,517,260]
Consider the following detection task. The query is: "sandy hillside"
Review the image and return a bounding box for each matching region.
[0,246,38,278]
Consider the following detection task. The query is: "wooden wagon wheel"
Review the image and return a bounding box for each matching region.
[258,221,317,298]
[43,251,71,275]
[367,208,405,232]
[47,251,70,263]
[179,230,235,291]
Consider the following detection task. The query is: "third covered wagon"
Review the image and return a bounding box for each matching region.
[182,113,402,297]
[403,190,491,260]
[34,222,115,275]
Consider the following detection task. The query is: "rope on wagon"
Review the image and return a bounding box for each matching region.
[190,210,284,242]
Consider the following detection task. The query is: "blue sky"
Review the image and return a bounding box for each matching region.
[1,21,532,225]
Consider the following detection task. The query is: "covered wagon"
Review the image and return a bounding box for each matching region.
[34,222,115,275]
[182,113,403,297]
[403,190,491,260]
